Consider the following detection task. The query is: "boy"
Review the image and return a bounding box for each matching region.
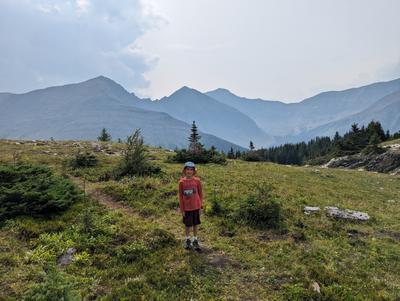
[178,161,203,251]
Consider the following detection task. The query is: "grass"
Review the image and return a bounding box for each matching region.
[380,138,400,147]
[0,139,399,300]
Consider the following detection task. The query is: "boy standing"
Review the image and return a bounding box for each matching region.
[179,161,203,251]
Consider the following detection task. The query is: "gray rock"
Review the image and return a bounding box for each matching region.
[304,206,321,215]
[57,247,77,266]
[324,150,400,174]
[324,206,369,221]
[311,281,321,293]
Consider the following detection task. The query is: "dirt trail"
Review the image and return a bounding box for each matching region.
[70,176,238,269]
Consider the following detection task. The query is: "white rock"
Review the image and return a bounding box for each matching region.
[304,206,321,215]
[324,206,369,221]
[311,281,321,293]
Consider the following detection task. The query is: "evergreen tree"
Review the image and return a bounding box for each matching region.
[117,129,160,177]
[235,150,242,159]
[385,130,390,140]
[249,141,255,151]
[188,121,204,154]
[351,123,360,133]
[367,121,386,142]
[98,128,111,142]
[227,147,235,159]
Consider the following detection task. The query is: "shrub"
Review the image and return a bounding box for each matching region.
[115,129,161,178]
[206,198,227,216]
[146,228,177,250]
[168,148,227,164]
[0,164,81,220]
[70,152,98,168]
[243,151,262,162]
[22,265,81,301]
[235,186,285,230]
[116,241,148,263]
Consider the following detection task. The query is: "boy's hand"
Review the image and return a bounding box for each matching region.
[181,211,185,217]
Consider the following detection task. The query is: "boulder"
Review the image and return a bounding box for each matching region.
[57,247,77,266]
[304,206,321,215]
[325,206,369,221]
[323,149,400,174]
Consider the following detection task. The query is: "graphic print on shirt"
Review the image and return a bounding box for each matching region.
[183,187,197,196]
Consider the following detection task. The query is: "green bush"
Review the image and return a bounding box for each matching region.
[70,152,98,168]
[168,148,227,164]
[115,129,161,178]
[146,228,177,250]
[235,186,285,230]
[0,164,81,220]
[206,198,227,216]
[116,241,148,263]
[22,265,81,301]
[243,151,262,162]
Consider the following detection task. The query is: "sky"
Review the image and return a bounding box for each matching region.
[1,0,400,103]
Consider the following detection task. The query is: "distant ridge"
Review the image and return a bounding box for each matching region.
[0,76,246,152]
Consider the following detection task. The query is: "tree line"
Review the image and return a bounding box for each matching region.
[239,121,399,165]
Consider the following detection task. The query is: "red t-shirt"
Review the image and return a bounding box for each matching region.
[178,176,203,212]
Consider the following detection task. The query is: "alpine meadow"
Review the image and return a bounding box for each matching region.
[1,1,400,300]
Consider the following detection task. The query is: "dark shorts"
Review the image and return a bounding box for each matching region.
[182,209,201,227]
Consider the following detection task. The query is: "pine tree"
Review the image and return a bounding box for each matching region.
[385,130,390,141]
[98,128,111,142]
[235,150,242,159]
[188,121,204,154]
[351,123,359,133]
[227,147,235,159]
[117,129,160,176]
[249,141,255,151]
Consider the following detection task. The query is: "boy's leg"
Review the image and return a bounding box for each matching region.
[184,226,192,249]
[192,225,200,251]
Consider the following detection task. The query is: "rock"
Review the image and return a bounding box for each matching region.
[324,150,400,174]
[57,247,77,266]
[304,206,321,215]
[91,143,102,152]
[310,281,321,293]
[325,206,369,221]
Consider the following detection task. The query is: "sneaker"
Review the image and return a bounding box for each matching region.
[184,238,192,250]
[192,239,201,251]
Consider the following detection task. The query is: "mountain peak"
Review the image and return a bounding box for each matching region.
[210,88,233,94]
[170,86,203,98]
[85,75,117,85]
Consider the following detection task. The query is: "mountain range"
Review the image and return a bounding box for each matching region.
[0,77,245,152]
[1,75,399,150]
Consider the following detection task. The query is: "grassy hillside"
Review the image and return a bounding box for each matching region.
[0,140,399,300]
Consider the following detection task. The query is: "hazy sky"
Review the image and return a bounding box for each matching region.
[1,0,400,102]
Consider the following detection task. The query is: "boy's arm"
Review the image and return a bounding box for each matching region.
[178,181,184,213]
[198,180,203,209]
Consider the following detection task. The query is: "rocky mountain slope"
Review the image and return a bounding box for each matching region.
[0,76,245,152]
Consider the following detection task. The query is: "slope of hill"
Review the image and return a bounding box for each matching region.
[133,86,273,148]
[207,78,400,138]
[0,77,245,152]
[0,140,399,300]
[292,90,400,143]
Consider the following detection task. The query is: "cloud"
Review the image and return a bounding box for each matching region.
[0,0,163,93]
